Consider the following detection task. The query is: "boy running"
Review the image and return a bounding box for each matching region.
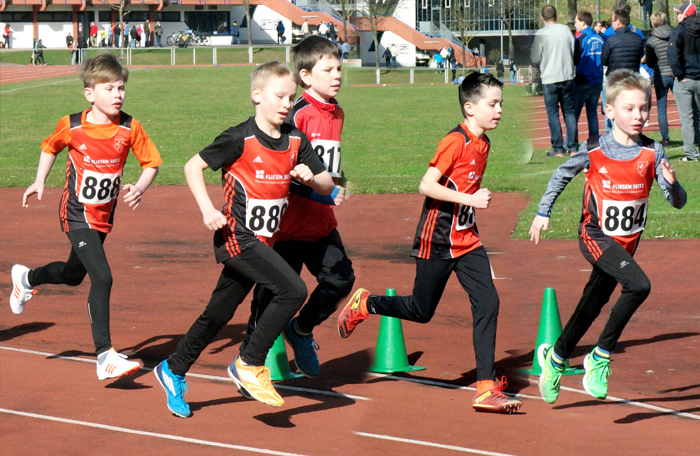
[154,62,334,418]
[245,36,355,378]
[530,69,687,403]
[337,72,523,414]
[10,53,161,380]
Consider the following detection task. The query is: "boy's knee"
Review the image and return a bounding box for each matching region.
[630,276,651,300]
[64,272,86,287]
[90,269,113,290]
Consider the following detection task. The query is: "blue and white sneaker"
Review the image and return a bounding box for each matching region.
[283,320,319,378]
[154,360,191,418]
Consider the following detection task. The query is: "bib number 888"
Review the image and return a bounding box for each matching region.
[79,170,122,205]
[246,197,289,238]
[601,199,648,236]
[455,204,475,231]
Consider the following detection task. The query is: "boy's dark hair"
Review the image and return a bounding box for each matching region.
[577,11,593,26]
[78,52,129,88]
[292,36,341,88]
[459,72,503,117]
[542,5,557,21]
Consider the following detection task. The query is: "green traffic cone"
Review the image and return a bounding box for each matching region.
[265,333,303,381]
[368,289,426,374]
[518,288,584,376]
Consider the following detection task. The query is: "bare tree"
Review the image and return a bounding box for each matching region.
[358,0,401,69]
[110,0,130,54]
[242,0,254,46]
[450,0,480,67]
[332,0,357,43]
[496,0,537,62]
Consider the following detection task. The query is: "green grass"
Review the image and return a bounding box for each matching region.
[1,65,698,239]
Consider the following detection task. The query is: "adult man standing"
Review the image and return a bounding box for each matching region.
[531,5,578,157]
[573,10,604,141]
[143,20,150,47]
[389,43,398,68]
[89,22,97,47]
[154,21,163,47]
[114,23,121,48]
[669,3,700,161]
[642,0,653,29]
[301,19,309,39]
[231,21,240,45]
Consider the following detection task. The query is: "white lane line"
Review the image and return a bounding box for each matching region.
[0,408,309,456]
[354,432,520,456]
[0,77,78,93]
[0,345,371,402]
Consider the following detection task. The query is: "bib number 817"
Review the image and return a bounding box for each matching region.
[601,199,648,236]
[79,170,121,205]
[246,198,288,238]
[312,139,342,178]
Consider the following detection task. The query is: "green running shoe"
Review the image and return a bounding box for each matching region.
[537,344,564,404]
[583,351,611,399]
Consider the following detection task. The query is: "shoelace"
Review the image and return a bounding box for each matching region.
[19,289,37,300]
[173,375,188,395]
[592,359,612,381]
[252,365,273,389]
[494,376,509,392]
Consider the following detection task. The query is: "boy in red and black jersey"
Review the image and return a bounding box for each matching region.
[154,62,334,417]
[10,53,161,381]
[246,36,355,378]
[337,72,523,415]
[530,70,686,403]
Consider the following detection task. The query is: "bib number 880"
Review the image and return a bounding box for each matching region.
[246,197,288,238]
[79,170,121,205]
[455,204,475,231]
[601,199,648,236]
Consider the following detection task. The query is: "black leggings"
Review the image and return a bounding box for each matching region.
[366,246,500,381]
[28,229,112,355]
[554,241,651,359]
[167,241,308,376]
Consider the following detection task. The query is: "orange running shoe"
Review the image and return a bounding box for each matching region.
[337,288,370,338]
[228,356,284,407]
[472,376,522,414]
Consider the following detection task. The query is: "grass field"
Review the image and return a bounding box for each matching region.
[1,64,698,239]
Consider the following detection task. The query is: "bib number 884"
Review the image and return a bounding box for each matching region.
[79,170,121,205]
[601,199,648,236]
[246,197,288,238]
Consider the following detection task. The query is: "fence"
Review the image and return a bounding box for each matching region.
[342,67,494,86]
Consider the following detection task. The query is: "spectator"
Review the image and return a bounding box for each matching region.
[383,47,392,68]
[641,0,653,29]
[3,23,13,48]
[573,11,604,142]
[89,22,97,47]
[668,3,700,161]
[114,23,121,48]
[217,22,227,34]
[496,59,504,82]
[329,22,336,41]
[509,60,517,85]
[106,23,113,47]
[70,38,78,65]
[276,20,285,44]
[153,21,162,47]
[129,23,138,49]
[78,35,87,62]
[645,11,674,147]
[318,21,328,38]
[301,19,309,39]
[100,26,107,47]
[440,46,448,63]
[34,39,46,65]
[66,31,74,49]
[603,2,644,41]
[231,21,240,45]
[341,40,350,63]
[531,5,578,156]
[123,23,130,48]
[601,1,644,132]
[325,21,332,39]
[144,21,150,47]
[389,43,398,68]
[434,51,443,73]
[593,21,604,36]
[136,24,143,47]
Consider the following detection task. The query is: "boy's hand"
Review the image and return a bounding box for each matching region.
[22,182,45,207]
[661,159,677,185]
[290,164,314,184]
[334,185,352,206]
[122,184,145,210]
[202,207,227,231]
[529,215,550,244]
[469,188,492,209]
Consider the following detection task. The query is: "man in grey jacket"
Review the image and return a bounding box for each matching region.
[645,11,674,147]
[531,5,578,156]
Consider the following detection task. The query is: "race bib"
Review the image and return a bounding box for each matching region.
[246,197,288,238]
[600,199,648,236]
[455,204,475,231]
[312,139,342,178]
[78,170,121,205]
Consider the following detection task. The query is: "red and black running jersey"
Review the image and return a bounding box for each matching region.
[275,91,343,242]
[41,110,162,233]
[198,117,325,263]
[411,123,490,260]
[580,136,656,259]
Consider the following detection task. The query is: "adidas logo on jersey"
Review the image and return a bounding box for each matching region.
[470,159,476,165]
[253,156,263,163]
[79,144,88,151]
[599,166,608,173]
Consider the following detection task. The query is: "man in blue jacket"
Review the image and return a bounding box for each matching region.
[574,10,604,142]
[668,3,700,161]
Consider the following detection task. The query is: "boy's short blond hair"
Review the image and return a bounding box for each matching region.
[650,11,667,28]
[605,69,651,107]
[78,52,129,88]
[250,61,299,94]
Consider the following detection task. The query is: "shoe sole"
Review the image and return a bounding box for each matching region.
[282,329,319,378]
[337,289,367,339]
[227,364,283,407]
[153,364,191,418]
[583,355,607,400]
[97,363,141,381]
[537,344,558,404]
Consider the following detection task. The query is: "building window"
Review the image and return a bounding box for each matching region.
[154,12,181,22]
[0,12,33,22]
[184,11,231,34]
[37,12,73,23]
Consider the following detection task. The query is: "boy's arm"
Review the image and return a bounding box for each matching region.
[23,152,57,207]
[419,167,492,209]
[122,166,159,209]
[654,146,687,209]
[289,180,342,205]
[184,154,227,230]
[290,166,335,195]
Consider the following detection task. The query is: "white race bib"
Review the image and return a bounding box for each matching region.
[455,204,475,231]
[600,198,648,236]
[246,197,288,238]
[78,170,122,205]
[311,139,342,178]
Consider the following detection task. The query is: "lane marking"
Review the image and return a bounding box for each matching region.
[0,345,371,402]
[354,432,520,456]
[0,408,309,456]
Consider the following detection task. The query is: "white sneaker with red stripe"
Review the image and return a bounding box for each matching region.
[96,348,142,380]
[10,265,36,315]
